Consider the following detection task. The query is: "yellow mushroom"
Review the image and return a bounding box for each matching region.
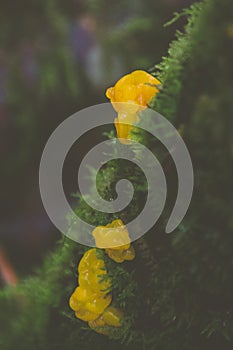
[92,220,135,263]
[106,70,161,143]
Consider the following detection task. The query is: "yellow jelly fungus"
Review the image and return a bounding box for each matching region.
[102,306,123,327]
[106,70,160,107]
[69,289,100,321]
[114,113,138,145]
[88,306,123,335]
[78,248,98,273]
[78,249,111,294]
[106,70,161,143]
[88,320,109,335]
[69,249,113,323]
[106,245,135,263]
[92,219,130,250]
[75,309,100,322]
[69,286,112,322]
[92,219,136,263]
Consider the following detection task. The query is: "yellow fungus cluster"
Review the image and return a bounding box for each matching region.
[106,70,161,143]
[69,248,123,334]
[92,219,135,263]
[70,70,159,335]
[69,249,111,321]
